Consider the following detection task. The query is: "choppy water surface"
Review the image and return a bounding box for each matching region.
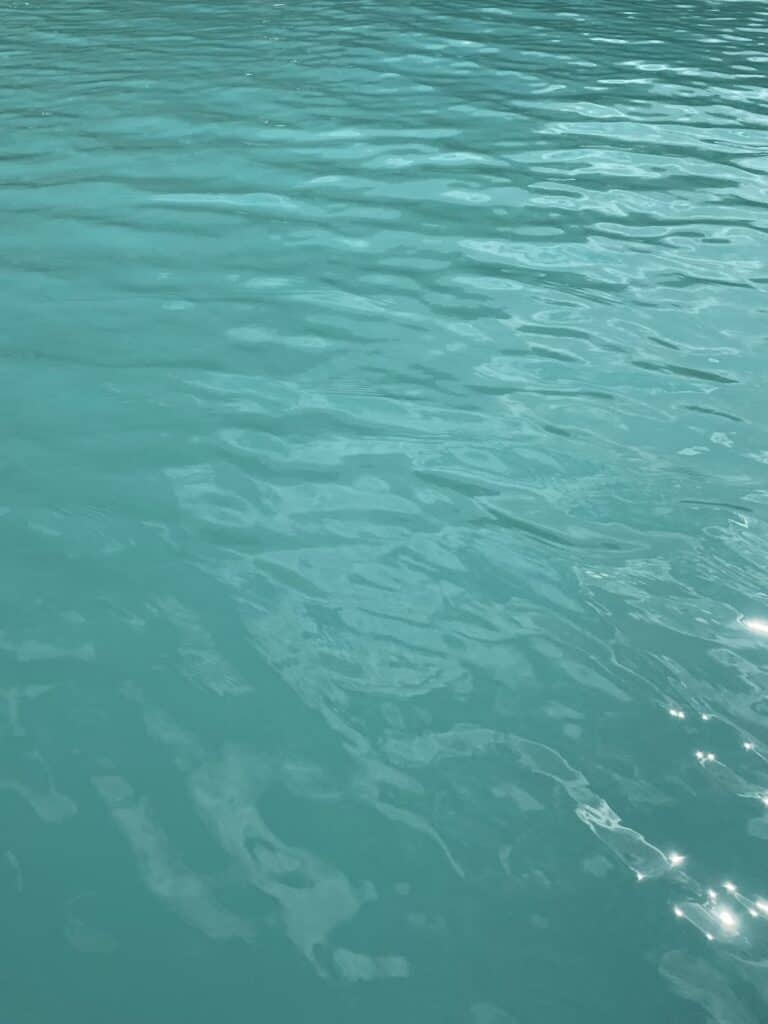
[3,0,768,1019]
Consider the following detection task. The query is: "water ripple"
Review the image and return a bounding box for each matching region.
[3,0,768,1020]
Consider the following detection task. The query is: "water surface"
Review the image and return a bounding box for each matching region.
[3,0,768,1020]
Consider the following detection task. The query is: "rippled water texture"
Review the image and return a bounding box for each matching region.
[3,0,768,1020]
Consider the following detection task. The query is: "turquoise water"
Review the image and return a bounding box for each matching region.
[3,0,768,1019]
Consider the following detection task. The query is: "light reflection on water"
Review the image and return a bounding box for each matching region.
[3,0,768,1020]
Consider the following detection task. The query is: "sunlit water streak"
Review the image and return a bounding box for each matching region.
[2,0,768,1020]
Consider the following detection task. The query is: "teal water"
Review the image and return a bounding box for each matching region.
[3,0,768,1019]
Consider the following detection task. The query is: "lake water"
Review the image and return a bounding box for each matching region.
[3,1,768,1020]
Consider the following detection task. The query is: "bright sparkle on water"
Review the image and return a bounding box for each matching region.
[717,908,739,933]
